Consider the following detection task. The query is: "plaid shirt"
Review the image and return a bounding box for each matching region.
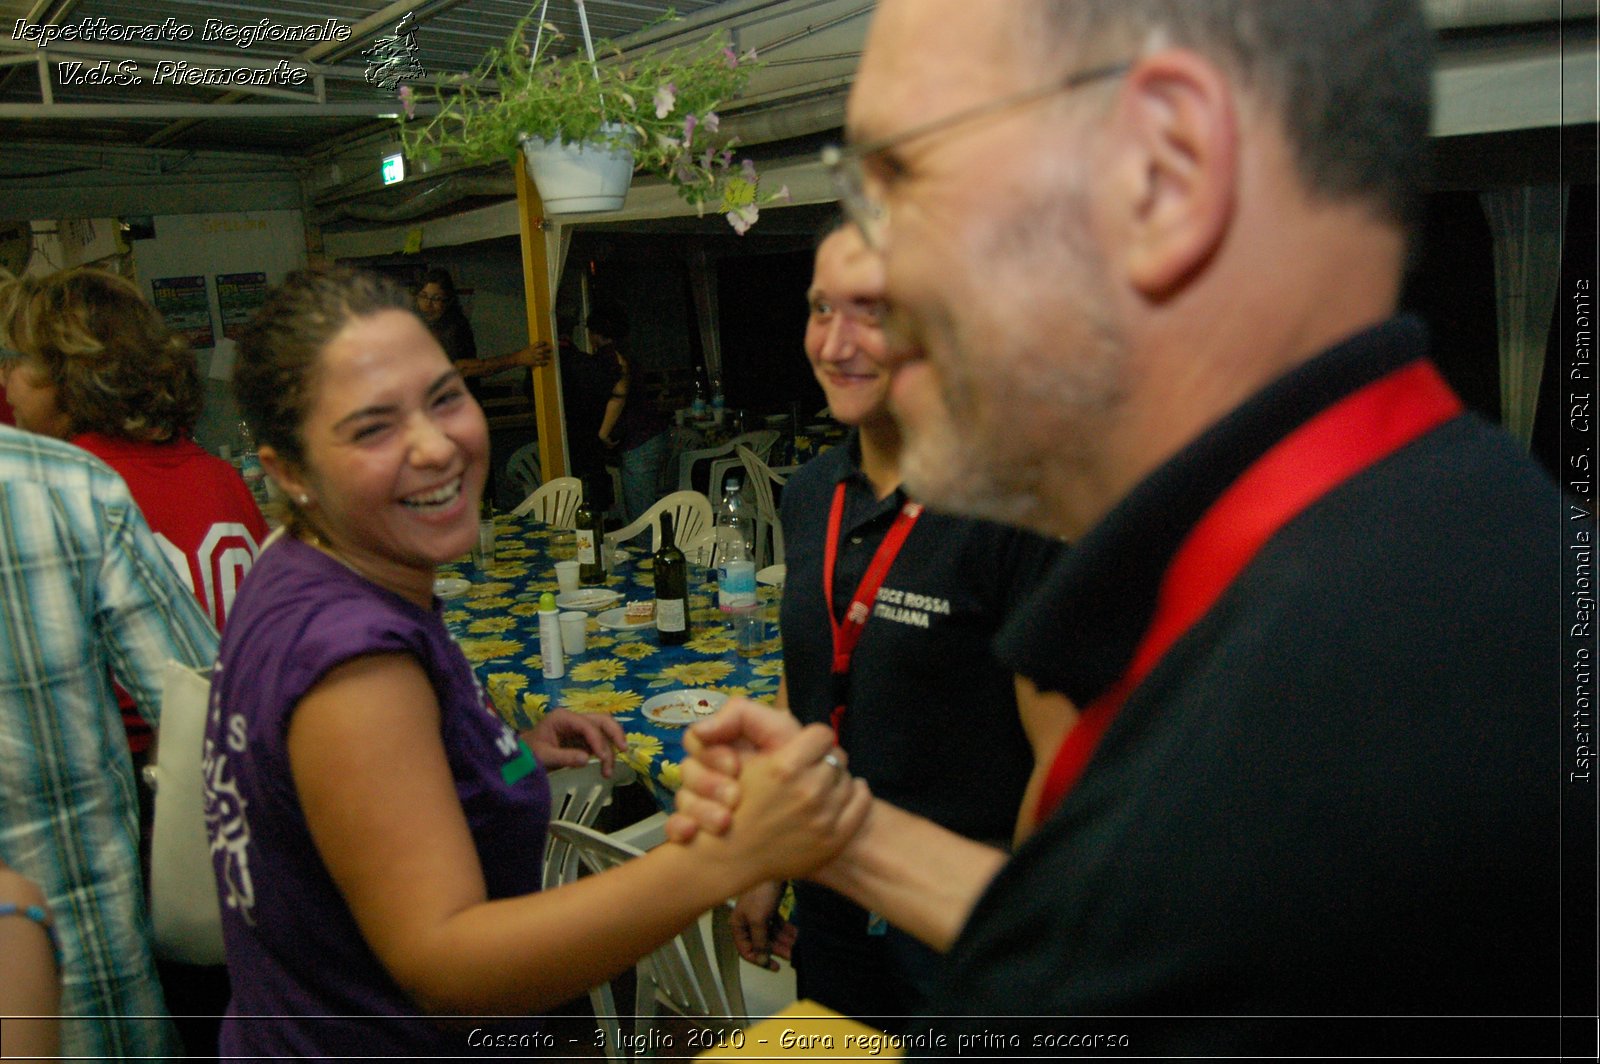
[0,426,217,1059]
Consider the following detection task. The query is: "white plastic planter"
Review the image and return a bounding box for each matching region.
[519,124,636,213]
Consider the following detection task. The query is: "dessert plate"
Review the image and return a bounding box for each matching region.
[641,689,729,726]
[556,588,622,611]
[596,606,654,631]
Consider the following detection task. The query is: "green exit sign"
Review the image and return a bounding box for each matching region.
[381,153,405,186]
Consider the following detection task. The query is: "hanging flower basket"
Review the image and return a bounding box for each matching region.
[519,124,636,213]
[395,2,789,231]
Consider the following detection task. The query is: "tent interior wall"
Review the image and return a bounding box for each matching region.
[0,0,1591,483]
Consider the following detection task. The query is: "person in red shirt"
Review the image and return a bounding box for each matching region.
[0,268,268,633]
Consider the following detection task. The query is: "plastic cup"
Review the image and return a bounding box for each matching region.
[730,607,765,657]
[559,611,588,655]
[554,560,581,594]
[472,518,496,569]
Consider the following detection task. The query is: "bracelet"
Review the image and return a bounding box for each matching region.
[0,902,61,965]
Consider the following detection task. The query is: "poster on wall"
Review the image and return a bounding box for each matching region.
[216,272,269,342]
[150,276,214,349]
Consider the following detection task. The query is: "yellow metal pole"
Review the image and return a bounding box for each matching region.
[515,158,568,482]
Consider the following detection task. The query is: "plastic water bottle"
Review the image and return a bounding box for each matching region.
[691,381,708,419]
[232,418,268,506]
[711,387,726,426]
[716,477,757,611]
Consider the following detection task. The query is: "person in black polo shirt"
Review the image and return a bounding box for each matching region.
[731,224,1061,1031]
[671,0,1564,1054]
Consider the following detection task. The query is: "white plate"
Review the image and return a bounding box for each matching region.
[641,689,729,726]
[556,588,622,611]
[756,564,786,587]
[596,606,655,631]
[434,577,471,599]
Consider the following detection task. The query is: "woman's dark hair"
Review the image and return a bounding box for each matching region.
[0,268,199,441]
[234,264,410,470]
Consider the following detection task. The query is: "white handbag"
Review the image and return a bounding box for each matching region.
[144,659,226,965]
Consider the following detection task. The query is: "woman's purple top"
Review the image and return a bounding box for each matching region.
[204,537,550,1059]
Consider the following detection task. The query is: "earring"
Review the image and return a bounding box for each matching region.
[297,493,310,506]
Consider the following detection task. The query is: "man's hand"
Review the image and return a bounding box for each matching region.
[668,698,808,843]
[521,708,627,775]
[732,880,796,971]
[691,722,870,885]
[517,341,554,369]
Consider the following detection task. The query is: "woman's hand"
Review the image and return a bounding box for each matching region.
[689,721,870,885]
[522,709,627,776]
[668,698,810,843]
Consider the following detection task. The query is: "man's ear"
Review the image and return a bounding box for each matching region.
[1109,48,1238,299]
[258,445,307,506]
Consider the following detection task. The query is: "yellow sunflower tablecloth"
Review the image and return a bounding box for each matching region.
[440,515,783,802]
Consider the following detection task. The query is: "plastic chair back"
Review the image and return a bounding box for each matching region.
[546,819,747,1053]
[736,444,787,568]
[604,490,713,553]
[540,759,633,890]
[512,475,582,527]
[504,441,543,502]
[678,430,780,494]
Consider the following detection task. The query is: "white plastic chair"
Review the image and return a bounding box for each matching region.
[511,475,582,527]
[504,441,543,502]
[736,444,787,569]
[677,430,780,495]
[603,490,713,553]
[540,758,636,890]
[546,820,747,1061]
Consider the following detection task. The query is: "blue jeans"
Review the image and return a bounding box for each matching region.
[620,431,670,527]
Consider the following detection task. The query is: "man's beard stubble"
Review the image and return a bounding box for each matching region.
[888,187,1128,536]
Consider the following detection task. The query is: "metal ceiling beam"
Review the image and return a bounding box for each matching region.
[142,0,470,149]
[0,101,436,118]
[0,37,377,82]
[1,138,311,168]
[0,0,83,93]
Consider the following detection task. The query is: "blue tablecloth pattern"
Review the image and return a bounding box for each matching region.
[440,517,782,798]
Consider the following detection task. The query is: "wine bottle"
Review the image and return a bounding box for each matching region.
[574,498,605,585]
[654,512,689,645]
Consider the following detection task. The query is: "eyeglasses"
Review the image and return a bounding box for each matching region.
[821,60,1129,249]
[416,292,448,305]
[808,297,887,328]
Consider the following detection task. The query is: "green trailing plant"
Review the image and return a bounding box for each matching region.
[397,14,788,232]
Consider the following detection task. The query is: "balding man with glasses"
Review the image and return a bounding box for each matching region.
[674,0,1562,1054]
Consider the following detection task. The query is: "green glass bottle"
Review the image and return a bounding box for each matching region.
[653,511,689,645]
[574,498,605,585]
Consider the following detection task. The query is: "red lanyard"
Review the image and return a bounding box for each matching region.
[822,480,923,736]
[1035,359,1464,822]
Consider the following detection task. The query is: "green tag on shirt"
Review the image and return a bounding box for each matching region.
[501,740,538,785]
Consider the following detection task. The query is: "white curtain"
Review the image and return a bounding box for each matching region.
[1480,184,1567,448]
[545,222,572,299]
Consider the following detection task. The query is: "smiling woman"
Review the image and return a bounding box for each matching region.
[204,264,870,1061]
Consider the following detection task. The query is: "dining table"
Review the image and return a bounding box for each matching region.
[437,512,784,804]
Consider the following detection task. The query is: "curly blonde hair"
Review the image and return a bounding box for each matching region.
[0,268,199,441]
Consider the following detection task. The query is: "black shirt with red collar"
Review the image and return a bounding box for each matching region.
[778,432,1062,1026]
[917,317,1563,1054]
[779,432,1063,842]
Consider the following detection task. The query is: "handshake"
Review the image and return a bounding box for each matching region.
[667,698,871,872]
